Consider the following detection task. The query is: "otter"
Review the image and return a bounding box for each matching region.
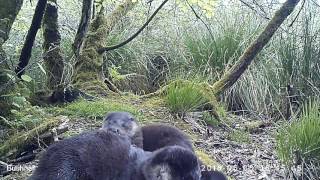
[141,124,194,152]
[125,145,201,180]
[103,113,226,180]
[29,129,201,180]
[201,170,228,180]
[102,111,143,148]
[29,129,131,180]
[141,124,227,180]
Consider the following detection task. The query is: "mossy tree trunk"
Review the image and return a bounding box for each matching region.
[73,0,92,57]
[73,0,138,94]
[211,0,300,95]
[42,0,64,91]
[0,0,23,116]
[0,0,23,68]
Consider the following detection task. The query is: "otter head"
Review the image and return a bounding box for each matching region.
[142,146,201,180]
[102,112,140,138]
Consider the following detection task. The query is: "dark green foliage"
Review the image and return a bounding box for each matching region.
[277,100,320,177]
[165,81,207,117]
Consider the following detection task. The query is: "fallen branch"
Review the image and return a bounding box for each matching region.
[0,116,69,158]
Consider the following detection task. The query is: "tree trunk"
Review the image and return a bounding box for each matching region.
[15,0,48,78]
[0,0,23,116]
[72,0,138,95]
[211,0,300,95]
[73,0,92,57]
[0,0,23,68]
[42,0,64,90]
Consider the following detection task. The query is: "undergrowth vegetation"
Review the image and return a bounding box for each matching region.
[5,1,319,118]
[276,100,320,178]
[104,1,320,118]
[165,81,207,117]
[50,99,141,119]
[202,111,221,127]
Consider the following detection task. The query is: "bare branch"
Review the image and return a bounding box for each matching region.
[97,0,169,53]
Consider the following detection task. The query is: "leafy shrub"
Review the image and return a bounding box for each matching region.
[276,100,320,177]
[9,106,48,130]
[165,81,207,117]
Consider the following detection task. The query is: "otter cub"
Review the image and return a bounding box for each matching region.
[142,124,194,152]
[125,145,201,180]
[141,124,227,180]
[102,111,143,148]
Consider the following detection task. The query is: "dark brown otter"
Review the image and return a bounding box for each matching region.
[29,129,201,180]
[141,124,227,180]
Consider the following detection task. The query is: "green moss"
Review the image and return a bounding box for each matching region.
[109,66,125,80]
[62,130,81,138]
[244,120,264,133]
[49,99,142,120]
[141,97,165,108]
[195,150,224,171]
[202,111,220,127]
[228,129,251,144]
[0,118,60,157]
[9,106,49,130]
[73,72,112,95]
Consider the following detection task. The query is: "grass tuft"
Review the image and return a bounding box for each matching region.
[276,99,320,177]
[202,111,221,127]
[165,81,207,117]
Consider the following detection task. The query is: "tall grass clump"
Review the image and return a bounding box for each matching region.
[276,99,320,178]
[165,81,207,117]
[275,16,320,97]
[184,27,244,81]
